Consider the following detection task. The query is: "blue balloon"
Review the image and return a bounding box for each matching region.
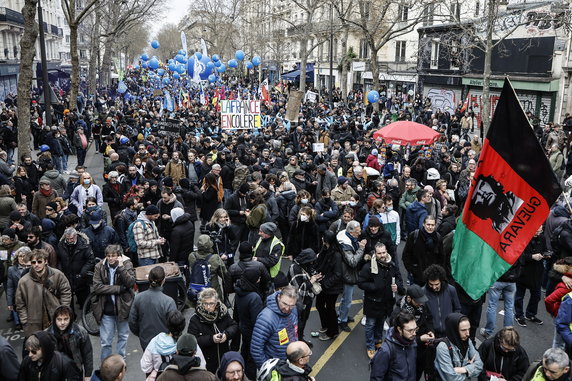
[367,90,380,103]
[173,72,180,79]
[208,74,217,83]
[134,65,140,70]
[217,64,226,73]
[178,49,186,55]
[148,57,159,70]
[157,68,165,76]
[212,54,220,62]
[195,52,203,60]
[117,80,127,94]
[214,60,222,67]
[176,65,185,74]
[228,59,238,68]
[141,62,148,69]
[206,62,215,70]
[235,50,245,61]
[163,77,170,85]
[175,54,185,63]
[186,55,214,80]
[167,63,176,71]
[151,40,160,49]
[141,53,149,61]
[252,56,261,66]
[245,61,253,70]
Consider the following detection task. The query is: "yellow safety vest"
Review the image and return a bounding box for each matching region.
[254,236,285,278]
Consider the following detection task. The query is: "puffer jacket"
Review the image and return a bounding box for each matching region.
[405,201,428,233]
[337,230,365,285]
[556,291,572,347]
[371,327,417,381]
[15,267,72,333]
[57,232,95,291]
[91,255,136,323]
[46,321,94,377]
[170,213,195,263]
[250,291,298,367]
[141,332,177,378]
[546,262,572,316]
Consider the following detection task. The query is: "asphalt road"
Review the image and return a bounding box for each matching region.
[0,143,556,380]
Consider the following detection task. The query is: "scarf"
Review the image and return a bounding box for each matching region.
[419,228,437,251]
[393,328,414,346]
[196,301,227,323]
[40,187,53,197]
[400,297,424,322]
[371,254,392,275]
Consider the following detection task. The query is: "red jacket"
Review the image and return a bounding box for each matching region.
[545,263,572,316]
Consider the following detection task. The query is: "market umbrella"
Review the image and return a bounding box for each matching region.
[373,121,441,146]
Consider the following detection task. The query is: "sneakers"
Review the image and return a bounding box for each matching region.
[361,316,366,326]
[516,317,527,327]
[526,316,544,325]
[348,316,355,323]
[367,349,376,360]
[319,327,328,334]
[319,332,334,341]
[479,328,491,339]
[339,322,351,332]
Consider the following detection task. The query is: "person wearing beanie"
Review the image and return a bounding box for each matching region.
[229,242,271,296]
[170,207,195,278]
[0,226,26,282]
[188,235,230,303]
[272,271,289,291]
[216,351,249,381]
[132,204,165,266]
[253,222,285,278]
[157,334,214,380]
[331,175,358,210]
[102,170,123,220]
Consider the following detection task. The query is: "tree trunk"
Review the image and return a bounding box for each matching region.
[299,39,308,94]
[481,0,495,135]
[69,22,79,111]
[101,43,113,88]
[370,45,380,112]
[88,10,100,96]
[17,0,39,159]
[340,26,349,100]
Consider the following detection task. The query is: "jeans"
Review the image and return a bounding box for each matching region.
[53,155,63,172]
[338,284,354,324]
[365,316,385,350]
[77,148,87,166]
[484,281,516,335]
[138,258,157,266]
[11,310,20,325]
[553,318,566,349]
[62,155,69,171]
[514,282,541,319]
[6,147,13,164]
[100,314,129,361]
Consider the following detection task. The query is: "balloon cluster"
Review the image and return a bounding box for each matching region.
[368,91,380,103]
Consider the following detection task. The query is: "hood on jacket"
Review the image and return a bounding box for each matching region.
[296,248,317,265]
[165,354,201,375]
[34,330,56,363]
[444,313,469,355]
[43,169,61,179]
[173,213,192,226]
[150,332,177,356]
[275,358,312,378]
[266,291,291,317]
[170,207,184,223]
[554,205,571,218]
[216,351,246,379]
[385,326,417,348]
[59,231,91,246]
[554,260,572,276]
[409,201,427,214]
[336,230,353,247]
[196,234,213,255]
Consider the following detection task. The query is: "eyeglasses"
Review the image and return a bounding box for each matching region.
[225,370,244,376]
[403,327,419,333]
[202,302,216,307]
[27,349,38,354]
[30,260,44,265]
[45,207,53,211]
[300,352,312,359]
[279,300,296,309]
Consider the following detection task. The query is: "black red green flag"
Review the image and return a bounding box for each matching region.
[451,79,562,299]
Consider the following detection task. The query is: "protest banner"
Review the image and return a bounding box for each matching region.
[157,119,181,135]
[220,100,261,129]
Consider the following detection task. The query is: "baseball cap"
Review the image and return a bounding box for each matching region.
[406,284,428,304]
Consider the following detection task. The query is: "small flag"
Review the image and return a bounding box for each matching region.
[460,91,470,113]
[451,79,562,299]
[181,32,187,55]
[259,78,270,105]
[200,83,206,105]
[193,53,201,83]
[200,38,208,56]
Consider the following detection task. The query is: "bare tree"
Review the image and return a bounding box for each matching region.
[16,0,39,158]
[332,0,355,99]
[153,24,183,61]
[61,0,99,111]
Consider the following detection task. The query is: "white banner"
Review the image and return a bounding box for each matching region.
[221,100,261,129]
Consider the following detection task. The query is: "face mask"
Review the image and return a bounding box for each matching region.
[386,206,393,212]
[83,179,91,185]
[300,215,309,222]
[301,199,309,204]
[91,222,102,229]
[349,201,357,207]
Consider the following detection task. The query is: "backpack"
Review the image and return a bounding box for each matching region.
[257,358,281,381]
[126,219,147,254]
[187,253,214,302]
[551,223,566,254]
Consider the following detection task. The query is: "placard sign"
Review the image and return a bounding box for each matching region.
[312,143,324,152]
[221,100,261,129]
[157,119,181,135]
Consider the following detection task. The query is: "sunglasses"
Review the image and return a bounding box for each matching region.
[30,260,44,265]
[27,349,38,354]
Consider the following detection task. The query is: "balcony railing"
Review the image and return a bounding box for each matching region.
[0,7,24,25]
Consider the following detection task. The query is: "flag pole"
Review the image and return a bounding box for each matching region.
[562,192,572,215]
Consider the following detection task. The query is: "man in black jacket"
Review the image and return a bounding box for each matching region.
[0,336,19,381]
[229,242,271,295]
[224,183,250,242]
[275,341,315,381]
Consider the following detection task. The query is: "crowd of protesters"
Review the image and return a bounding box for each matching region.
[1,70,572,381]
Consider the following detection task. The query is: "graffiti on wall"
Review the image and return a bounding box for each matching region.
[425,88,457,114]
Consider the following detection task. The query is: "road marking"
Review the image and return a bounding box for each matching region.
[310,299,362,312]
[309,307,364,378]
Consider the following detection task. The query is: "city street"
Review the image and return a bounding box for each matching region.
[0,143,557,380]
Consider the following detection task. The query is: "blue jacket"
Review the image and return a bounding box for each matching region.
[556,292,572,346]
[422,283,461,336]
[405,201,427,233]
[250,291,298,367]
[314,199,339,232]
[370,327,417,381]
[81,223,119,259]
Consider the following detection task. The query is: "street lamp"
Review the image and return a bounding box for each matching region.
[37,0,52,127]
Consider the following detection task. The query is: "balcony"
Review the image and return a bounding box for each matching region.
[50,24,58,35]
[0,7,24,26]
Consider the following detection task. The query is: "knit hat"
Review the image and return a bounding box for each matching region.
[162,177,174,187]
[2,228,15,240]
[273,271,289,289]
[238,242,253,260]
[9,211,21,221]
[46,202,58,211]
[338,176,348,186]
[239,183,250,195]
[259,222,277,236]
[371,149,379,156]
[89,210,103,224]
[170,207,184,223]
[176,334,198,355]
[145,205,160,215]
[41,218,56,232]
[368,216,381,227]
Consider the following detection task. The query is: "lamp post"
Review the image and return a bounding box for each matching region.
[37,0,52,127]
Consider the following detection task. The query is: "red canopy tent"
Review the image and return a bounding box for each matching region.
[373,121,441,146]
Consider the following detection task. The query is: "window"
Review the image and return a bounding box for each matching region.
[398,5,409,21]
[450,2,460,21]
[79,49,86,59]
[422,4,435,26]
[475,1,480,16]
[395,41,406,62]
[65,34,70,43]
[450,41,460,69]
[359,39,369,59]
[430,40,440,69]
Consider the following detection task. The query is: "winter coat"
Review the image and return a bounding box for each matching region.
[286,220,320,258]
[517,234,546,289]
[200,187,219,222]
[157,355,216,381]
[170,214,196,263]
[399,187,420,212]
[358,256,404,318]
[187,306,239,373]
[402,229,444,284]
[224,191,248,226]
[128,287,177,350]
[133,212,163,260]
[15,267,72,333]
[234,284,264,338]
[275,359,313,381]
[477,335,529,381]
[46,322,94,377]
[556,292,572,347]
[545,206,570,251]
[404,201,427,234]
[204,223,237,261]
[32,189,58,219]
[331,185,358,209]
[546,263,572,317]
[81,223,119,259]
[18,331,81,381]
[314,199,339,232]
[362,225,397,260]
[251,292,298,367]
[337,230,365,285]
[70,184,103,216]
[6,264,28,307]
[437,215,456,238]
[288,249,318,310]
[314,243,344,295]
[157,196,184,237]
[229,259,271,293]
[0,195,16,228]
[41,170,67,196]
[102,182,123,217]
[114,208,138,251]
[315,170,338,198]
[91,255,136,323]
[422,282,461,336]
[370,327,417,381]
[177,184,200,222]
[0,336,19,381]
[56,232,95,291]
[165,160,186,185]
[188,235,230,301]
